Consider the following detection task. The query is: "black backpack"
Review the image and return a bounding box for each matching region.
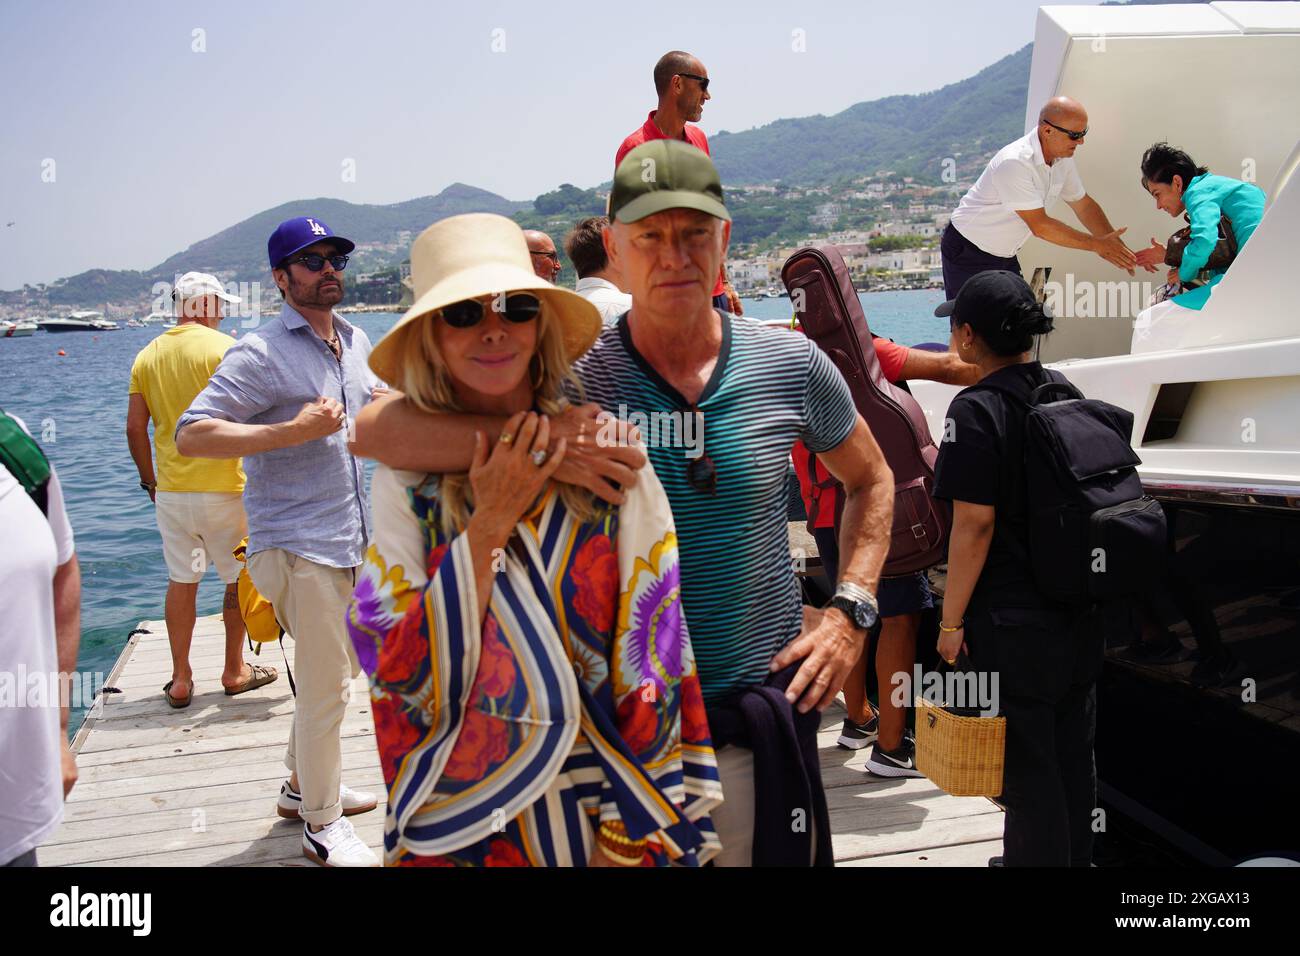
[974,374,1167,604]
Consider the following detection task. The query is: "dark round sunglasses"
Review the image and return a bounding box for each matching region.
[440,293,542,329]
[285,253,350,272]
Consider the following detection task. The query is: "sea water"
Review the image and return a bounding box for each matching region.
[0,288,950,730]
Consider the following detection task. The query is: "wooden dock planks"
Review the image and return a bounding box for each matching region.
[47,614,1002,867]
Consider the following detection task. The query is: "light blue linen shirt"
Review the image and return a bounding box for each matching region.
[177,304,377,568]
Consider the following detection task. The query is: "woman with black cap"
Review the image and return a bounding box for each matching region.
[930,270,1104,867]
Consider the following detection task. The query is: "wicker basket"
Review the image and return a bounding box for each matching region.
[913,696,1006,797]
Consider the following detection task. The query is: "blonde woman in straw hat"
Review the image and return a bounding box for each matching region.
[346,213,722,867]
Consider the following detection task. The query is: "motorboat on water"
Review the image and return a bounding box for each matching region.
[140,312,169,325]
[37,310,120,332]
[1,319,37,338]
[903,2,1300,865]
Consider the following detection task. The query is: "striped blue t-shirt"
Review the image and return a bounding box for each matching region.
[568,314,857,701]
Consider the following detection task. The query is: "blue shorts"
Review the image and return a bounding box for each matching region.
[812,526,933,619]
[878,572,934,619]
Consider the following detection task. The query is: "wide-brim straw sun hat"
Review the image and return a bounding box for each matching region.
[368,213,602,384]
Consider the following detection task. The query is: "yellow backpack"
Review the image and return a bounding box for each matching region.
[232,538,283,652]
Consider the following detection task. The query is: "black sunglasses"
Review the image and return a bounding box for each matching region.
[676,72,710,93]
[285,253,349,272]
[1043,119,1088,141]
[529,250,561,263]
[440,293,542,329]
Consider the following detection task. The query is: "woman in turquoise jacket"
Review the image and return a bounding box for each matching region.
[1133,142,1267,310]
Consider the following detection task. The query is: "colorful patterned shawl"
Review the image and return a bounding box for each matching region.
[346,460,722,865]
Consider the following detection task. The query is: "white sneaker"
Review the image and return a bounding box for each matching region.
[277,780,379,819]
[301,817,379,867]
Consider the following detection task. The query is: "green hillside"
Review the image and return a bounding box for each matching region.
[710,44,1031,186]
[151,184,528,281]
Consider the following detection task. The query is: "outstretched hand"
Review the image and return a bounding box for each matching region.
[1094,227,1137,275]
[1134,237,1166,272]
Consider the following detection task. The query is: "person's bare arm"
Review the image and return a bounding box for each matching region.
[1067,194,1116,237]
[935,500,996,664]
[770,418,894,713]
[1016,207,1135,273]
[53,553,81,796]
[176,397,342,459]
[125,394,156,497]
[352,393,646,506]
[899,348,981,387]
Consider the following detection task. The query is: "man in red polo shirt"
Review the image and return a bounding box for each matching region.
[793,332,977,773]
[616,50,742,316]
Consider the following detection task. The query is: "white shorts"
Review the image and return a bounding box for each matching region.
[155,491,247,584]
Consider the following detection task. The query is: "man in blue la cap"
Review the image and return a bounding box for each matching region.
[176,216,384,867]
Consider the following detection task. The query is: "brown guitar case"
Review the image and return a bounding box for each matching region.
[782,244,951,576]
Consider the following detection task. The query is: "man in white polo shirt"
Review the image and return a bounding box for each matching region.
[566,216,633,326]
[942,96,1139,297]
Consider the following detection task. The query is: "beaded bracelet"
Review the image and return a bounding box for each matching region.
[597,820,647,866]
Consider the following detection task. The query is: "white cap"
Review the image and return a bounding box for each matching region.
[174,271,240,304]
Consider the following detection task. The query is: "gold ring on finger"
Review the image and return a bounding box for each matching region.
[500,432,514,445]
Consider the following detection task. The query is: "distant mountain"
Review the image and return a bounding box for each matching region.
[5,45,1036,307]
[710,44,1031,186]
[152,183,527,281]
[16,184,527,307]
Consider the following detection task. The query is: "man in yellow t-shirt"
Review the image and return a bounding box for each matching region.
[126,272,276,707]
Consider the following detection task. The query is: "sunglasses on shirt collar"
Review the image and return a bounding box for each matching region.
[439,293,542,328]
[682,405,716,494]
[1043,119,1088,141]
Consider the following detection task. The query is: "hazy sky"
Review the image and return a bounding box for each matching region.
[0,0,1099,289]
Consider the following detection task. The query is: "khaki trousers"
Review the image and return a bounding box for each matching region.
[248,548,359,827]
[709,745,757,866]
[708,744,820,867]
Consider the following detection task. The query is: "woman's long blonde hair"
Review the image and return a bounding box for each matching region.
[391,296,598,536]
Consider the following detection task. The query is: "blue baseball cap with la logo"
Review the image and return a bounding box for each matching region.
[267,216,356,269]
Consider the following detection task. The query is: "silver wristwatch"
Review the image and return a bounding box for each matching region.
[828,581,879,631]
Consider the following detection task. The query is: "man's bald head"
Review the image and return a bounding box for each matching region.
[1039,96,1087,127]
[654,51,701,96]
[1037,96,1088,162]
[524,230,561,282]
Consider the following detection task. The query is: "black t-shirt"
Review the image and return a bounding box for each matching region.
[933,361,1067,609]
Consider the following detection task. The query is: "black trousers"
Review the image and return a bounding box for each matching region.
[940,223,1022,299]
[964,604,1104,867]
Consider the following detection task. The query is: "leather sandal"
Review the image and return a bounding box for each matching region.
[224,662,279,696]
[163,679,193,709]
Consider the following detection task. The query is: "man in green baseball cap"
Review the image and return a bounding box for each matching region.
[597,137,893,865]
[603,139,733,323]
